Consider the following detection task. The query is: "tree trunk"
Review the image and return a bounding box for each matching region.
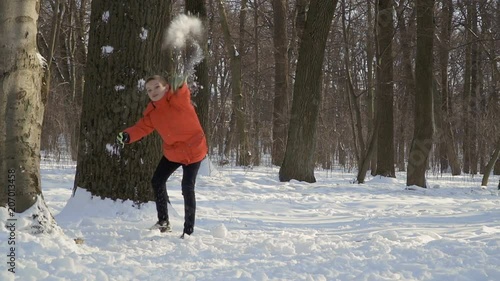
[279,0,339,183]
[375,0,395,178]
[252,3,261,166]
[366,0,377,174]
[396,0,415,172]
[462,2,473,174]
[407,0,435,188]
[271,0,290,166]
[186,0,211,144]
[469,1,479,174]
[74,0,170,202]
[356,121,379,183]
[481,138,500,186]
[0,0,57,232]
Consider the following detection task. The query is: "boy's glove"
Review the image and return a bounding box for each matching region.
[171,74,188,91]
[116,132,130,148]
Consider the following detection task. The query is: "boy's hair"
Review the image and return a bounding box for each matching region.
[145,75,168,86]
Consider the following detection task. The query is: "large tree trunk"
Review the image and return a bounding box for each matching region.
[0,0,56,232]
[271,0,290,166]
[375,0,395,178]
[279,0,339,183]
[74,0,170,202]
[407,0,435,188]
[0,0,44,211]
[186,0,210,144]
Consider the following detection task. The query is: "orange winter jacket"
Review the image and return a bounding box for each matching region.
[124,83,207,165]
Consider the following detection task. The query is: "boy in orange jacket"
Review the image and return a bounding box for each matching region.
[117,75,207,237]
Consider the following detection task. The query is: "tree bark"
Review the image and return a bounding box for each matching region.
[366,0,377,174]
[279,0,339,183]
[407,0,435,188]
[469,1,479,174]
[74,0,170,202]
[0,0,56,232]
[375,0,395,178]
[481,138,500,186]
[271,0,290,166]
[396,0,415,172]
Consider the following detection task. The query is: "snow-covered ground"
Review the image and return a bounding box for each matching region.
[2,158,500,281]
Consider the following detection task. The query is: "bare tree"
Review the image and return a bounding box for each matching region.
[279,0,339,183]
[271,0,290,166]
[407,0,435,188]
[0,0,56,231]
[374,0,396,178]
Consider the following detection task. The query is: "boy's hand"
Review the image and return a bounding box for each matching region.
[116,132,130,148]
[171,74,187,91]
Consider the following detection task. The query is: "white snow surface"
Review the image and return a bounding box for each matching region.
[1,159,500,281]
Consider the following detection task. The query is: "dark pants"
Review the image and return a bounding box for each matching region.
[151,156,201,229]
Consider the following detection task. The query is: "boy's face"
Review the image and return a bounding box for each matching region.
[145,79,169,101]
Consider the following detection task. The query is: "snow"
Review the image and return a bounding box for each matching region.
[164,14,203,49]
[137,79,146,91]
[36,52,47,68]
[139,28,148,40]
[102,11,110,23]
[114,85,126,92]
[101,46,114,56]
[1,159,500,280]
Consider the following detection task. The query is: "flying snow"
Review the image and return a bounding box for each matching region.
[163,14,203,49]
[163,14,205,80]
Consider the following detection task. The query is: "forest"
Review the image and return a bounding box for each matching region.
[1,0,499,221]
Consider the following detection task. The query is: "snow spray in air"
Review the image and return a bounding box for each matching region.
[163,14,205,82]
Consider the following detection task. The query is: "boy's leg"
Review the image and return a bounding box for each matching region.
[151,156,181,223]
[181,160,202,235]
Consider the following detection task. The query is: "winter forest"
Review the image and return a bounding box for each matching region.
[1,0,500,279]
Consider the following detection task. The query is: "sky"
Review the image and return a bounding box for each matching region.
[1,156,500,281]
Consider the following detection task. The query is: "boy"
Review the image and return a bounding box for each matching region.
[117,75,207,237]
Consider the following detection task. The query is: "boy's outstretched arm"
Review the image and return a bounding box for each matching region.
[123,115,155,143]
